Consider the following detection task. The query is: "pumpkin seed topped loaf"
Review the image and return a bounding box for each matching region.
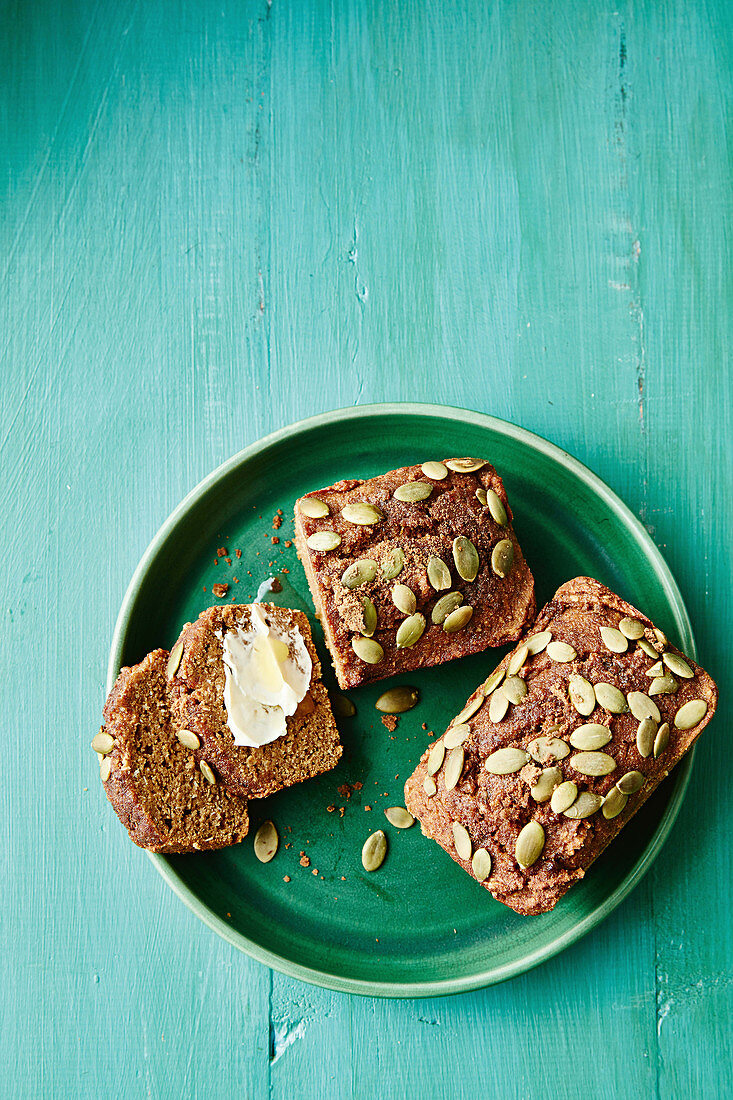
[404,577,718,915]
[293,458,536,689]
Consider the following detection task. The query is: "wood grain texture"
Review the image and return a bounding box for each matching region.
[1,0,730,1096]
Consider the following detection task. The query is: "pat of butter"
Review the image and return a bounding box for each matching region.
[221,605,312,748]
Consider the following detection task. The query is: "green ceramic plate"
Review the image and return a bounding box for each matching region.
[108,404,697,998]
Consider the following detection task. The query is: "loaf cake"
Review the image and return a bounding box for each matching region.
[404,577,717,915]
[293,458,536,689]
[97,649,250,853]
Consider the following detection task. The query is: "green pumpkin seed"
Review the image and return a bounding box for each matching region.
[488,689,509,723]
[674,699,708,729]
[385,806,415,829]
[570,751,617,777]
[491,539,514,579]
[531,766,562,803]
[92,731,115,755]
[551,781,578,814]
[427,556,451,591]
[176,728,200,751]
[486,489,508,526]
[381,547,406,580]
[547,641,577,663]
[636,718,657,758]
[569,723,612,750]
[616,770,644,794]
[619,617,645,640]
[475,487,488,506]
[331,694,356,718]
[444,746,465,790]
[600,626,628,653]
[444,723,471,749]
[361,830,387,872]
[526,630,552,655]
[453,536,480,582]
[663,652,694,679]
[445,457,487,472]
[396,613,426,648]
[423,776,437,796]
[392,583,417,615]
[472,848,492,882]
[507,644,529,676]
[638,638,659,658]
[485,747,530,774]
[299,496,329,518]
[502,675,527,705]
[594,682,628,714]
[649,675,678,696]
[431,590,462,624]
[360,596,377,637]
[527,736,570,764]
[627,691,661,722]
[654,628,668,648]
[452,821,472,861]
[601,787,628,820]
[645,660,665,677]
[341,501,383,525]
[166,640,184,679]
[453,694,484,725]
[393,481,433,503]
[564,791,602,819]
[253,820,279,863]
[569,676,596,717]
[99,756,112,782]
[653,722,671,758]
[483,667,506,696]
[351,636,384,664]
[443,605,473,633]
[421,460,448,480]
[341,558,378,589]
[307,531,341,552]
[427,740,446,776]
[375,686,419,714]
[200,761,216,785]
[515,821,545,868]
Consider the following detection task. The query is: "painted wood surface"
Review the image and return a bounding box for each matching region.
[2,1,731,1096]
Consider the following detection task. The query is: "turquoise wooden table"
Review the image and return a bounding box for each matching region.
[3,1,731,1096]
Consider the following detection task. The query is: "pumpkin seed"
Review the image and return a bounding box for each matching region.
[531,766,562,802]
[254,820,279,863]
[92,731,115,755]
[653,722,671,758]
[488,689,509,723]
[341,558,378,588]
[431,591,462,624]
[361,830,387,872]
[357,595,377,637]
[645,660,665,677]
[200,761,216,785]
[375,686,419,714]
[423,776,437,796]
[381,547,406,580]
[307,531,341,552]
[427,556,451,591]
[638,638,658,658]
[475,487,488,506]
[528,736,570,764]
[649,675,678,696]
[491,539,514,578]
[452,822,472,861]
[507,644,529,676]
[421,460,448,480]
[570,751,617,777]
[444,746,465,790]
[453,694,484,725]
[453,536,480,582]
[674,699,708,729]
[627,691,661,722]
[547,641,577,663]
[485,747,530,774]
[385,806,415,829]
[427,740,446,776]
[502,676,527,705]
[636,718,657,758]
[486,489,508,526]
[445,457,486,472]
[654,628,668,648]
[396,613,426,648]
[472,848,492,882]
[569,723,612,750]
[393,481,433,503]
[299,496,330,518]
[516,821,545,868]
[444,723,471,749]
[483,667,506,696]
[443,605,473,633]
[331,694,356,718]
[392,583,417,615]
[352,636,384,664]
[600,626,628,653]
[594,682,628,714]
[551,781,578,814]
[569,676,596,717]
[564,791,602,819]
[341,502,383,525]
[526,630,552,655]
[166,640,184,679]
[663,652,694,679]
[176,728,200,751]
[99,756,112,782]
[601,787,628,820]
[619,617,645,640]
[616,770,644,794]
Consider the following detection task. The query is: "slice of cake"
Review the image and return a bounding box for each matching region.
[98,649,249,853]
[293,458,536,689]
[404,577,718,915]
[169,603,342,800]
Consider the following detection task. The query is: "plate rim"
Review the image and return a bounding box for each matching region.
[107,402,697,998]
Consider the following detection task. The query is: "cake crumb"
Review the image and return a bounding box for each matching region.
[381,715,399,732]
[235,549,242,558]
[327,805,336,813]
[281,568,290,574]
[271,577,283,593]
[271,536,280,545]
[217,547,227,557]
[338,807,345,817]
[225,557,232,565]
[337,783,353,800]
[284,540,293,548]
[311,868,319,876]
[299,853,311,868]
[212,582,229,598]
[283,876,291,883]
[353,781,363,791]
[364,805,372,811]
